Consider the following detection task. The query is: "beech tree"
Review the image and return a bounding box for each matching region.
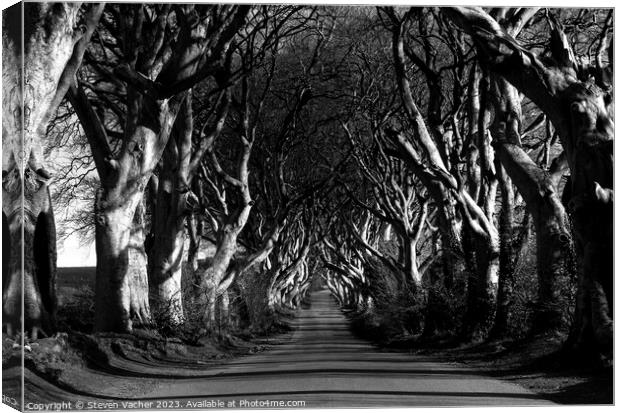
[146,90,227,325]
[2,3,103,338]
[378,8,501,340]
[6,5,612,369]
[184,6,337,328]
[267,208,316,309]
[69,4,250,332]
[320,207,372,305]
[343,122,432,289]
[189,75,258,328]
[445,5,613,357]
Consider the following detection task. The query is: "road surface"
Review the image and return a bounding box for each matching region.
[152,290,553,407]
[18,289,554,408]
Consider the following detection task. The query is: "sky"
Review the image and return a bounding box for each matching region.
[58,234,96,267]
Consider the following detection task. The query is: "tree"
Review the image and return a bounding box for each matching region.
[2,2,103,338]
[69,4,250,333]
[186,6,344,328]
[146,90,224,325]
[445,5,613,358]
[380,7,500,340]
[343,121,431,289]
[268,205,321,310]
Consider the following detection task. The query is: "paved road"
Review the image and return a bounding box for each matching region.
[16,289,554,409]
[147,289,553,408]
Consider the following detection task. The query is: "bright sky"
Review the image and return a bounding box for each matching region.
[57,234,96,267]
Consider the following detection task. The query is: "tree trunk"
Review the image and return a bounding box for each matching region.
[566,188,613,358]
[71,5,247,334]
[218,292,230,332]
[533,218,572,333]
[2,3,102,338]
[461,228,500,342]
[72,86,185,333]
[566,234,612,360]
[489,163,516,339]
[429,183,462,289]
[128,201,151,326]
[402,236,421,286]
[187,213,202,273]
[395,225,421,288]
[461,137,500,341]
[148,172,191,325]
[495,142,572,334]
[148,93,202,325]
[421,232,451,338]
[215,221,285,302]
[389,20,464,289]
[444,5,613,358]
[192,93,254,328]
[2,179,57,338]
[268,231,312,310]
[487,69,574,335]
[94,188,144,333]
[460,182,500,341]
[194,205,251,327]
[564,124,613,357]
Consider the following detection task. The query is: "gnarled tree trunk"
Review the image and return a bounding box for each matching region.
[194,203,252,328]
[488,70,574,336]
[496,142,572,333]
[445,6,613,357]
[187,213,202,273]
[70,4,249,333]
[147,95,199,326]
[489,163,516,339]
[94,188,145,332]
[128,200,151,326]
[2,3,102,337]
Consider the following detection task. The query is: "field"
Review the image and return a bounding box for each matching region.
[56,267,96,306]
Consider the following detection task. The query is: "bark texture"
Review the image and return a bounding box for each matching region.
[70,5,249,332]
[488,163,516,339]
[129,201,151,326]
[148,95,199,325]
[2,3,103,337]
[445,6,613,356]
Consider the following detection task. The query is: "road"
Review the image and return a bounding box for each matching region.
[149,289,553,408]
[17,289,554,409]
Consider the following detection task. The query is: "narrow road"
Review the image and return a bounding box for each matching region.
[147,289,553,408]
[18,289,554,408]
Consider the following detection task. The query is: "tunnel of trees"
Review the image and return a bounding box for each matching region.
[2,3,614,368]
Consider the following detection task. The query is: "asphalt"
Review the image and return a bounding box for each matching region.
[147,289,555,408]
